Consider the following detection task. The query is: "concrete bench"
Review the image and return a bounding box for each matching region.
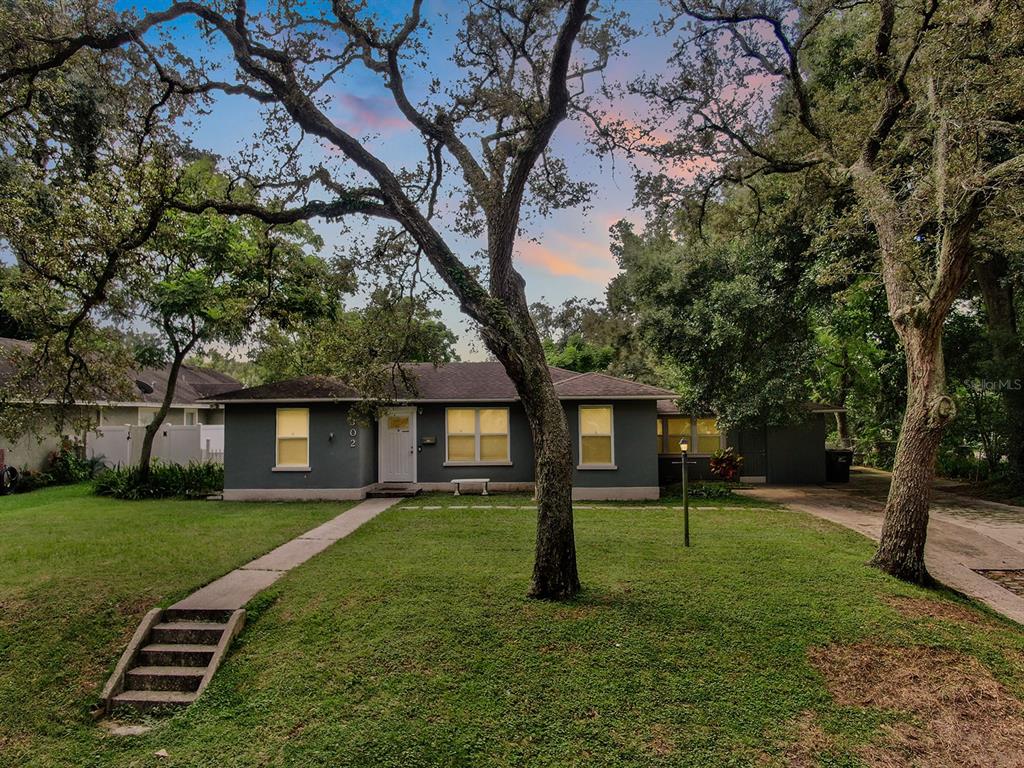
[452,478,490,496]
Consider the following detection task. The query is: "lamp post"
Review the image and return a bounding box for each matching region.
[679,437,690,547]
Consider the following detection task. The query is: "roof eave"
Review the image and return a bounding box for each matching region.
[203,394,677,404]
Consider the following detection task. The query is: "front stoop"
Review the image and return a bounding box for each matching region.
[367,484,421,498]
[101,608,244,714]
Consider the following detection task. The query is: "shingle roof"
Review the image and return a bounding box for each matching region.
[0,337,241,405]
[130,364,242,404]
[656,399,846,415]
[208,362,677,403]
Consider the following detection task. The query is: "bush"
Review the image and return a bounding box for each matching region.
[12,469,52,494]
[93,461,224,500]
[4,441,103,494]
[688,481,735,499]
[936,452,992,482]
[660,481,735,500]
[46,441,103,485]
[709,447,743,482]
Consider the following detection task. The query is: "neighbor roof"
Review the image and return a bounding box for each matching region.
[131,364,242,405]
[0,337,241,406]
[206,362,678,403]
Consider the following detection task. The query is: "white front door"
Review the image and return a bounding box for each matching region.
[379,408,416,483]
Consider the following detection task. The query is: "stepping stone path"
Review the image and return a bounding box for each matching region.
[102,498,398,715]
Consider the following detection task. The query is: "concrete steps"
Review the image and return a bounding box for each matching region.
[367,484,421,498]
[126,666,206,691]
[111,689,198,711]
[101,608,244,714]
[151,621,229,644]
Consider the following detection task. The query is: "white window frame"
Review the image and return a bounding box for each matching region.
[578,404,616,470]
[184,408,199,426]
[443,407,512,466]
[274,407,310,471]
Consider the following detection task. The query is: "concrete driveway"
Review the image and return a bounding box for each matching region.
[740,467,1024,624]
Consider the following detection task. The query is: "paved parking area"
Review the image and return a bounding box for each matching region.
[740,468,1024,625]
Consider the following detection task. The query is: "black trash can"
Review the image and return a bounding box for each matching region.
[825,449,853,483]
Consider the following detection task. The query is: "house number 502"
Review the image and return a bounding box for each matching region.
[349,428,358,448]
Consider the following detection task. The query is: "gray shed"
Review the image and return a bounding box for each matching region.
[655,401,844,485]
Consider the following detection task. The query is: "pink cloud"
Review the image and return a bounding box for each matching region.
[518,232,619,286]
[332,93,408,135]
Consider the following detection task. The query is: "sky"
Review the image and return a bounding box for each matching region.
[116,1,678,358]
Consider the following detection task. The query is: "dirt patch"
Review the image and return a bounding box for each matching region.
[641,724,676,757]
[807,642,1024,767]
[774,711,836,768]
[887,595,995,627]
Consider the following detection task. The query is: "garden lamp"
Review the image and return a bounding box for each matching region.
[679,438,690,547]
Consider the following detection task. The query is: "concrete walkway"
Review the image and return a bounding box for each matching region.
[740,469,1024,625]
[171,498,400,613]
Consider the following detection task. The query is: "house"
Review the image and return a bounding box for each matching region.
[655,400,844,485]
[0,337,240,470]
[205,362,679,501]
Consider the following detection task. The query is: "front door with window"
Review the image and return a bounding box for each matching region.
[379,408,416,483]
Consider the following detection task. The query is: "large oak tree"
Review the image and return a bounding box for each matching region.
[624,0,1024,584]
[1,0,631,598]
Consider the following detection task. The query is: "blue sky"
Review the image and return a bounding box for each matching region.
[122,2,674,357]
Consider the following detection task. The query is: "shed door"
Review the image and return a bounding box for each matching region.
[736,425,767,481]
[379,409,416,483]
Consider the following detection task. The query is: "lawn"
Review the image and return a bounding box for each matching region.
[4,488,1024,767]
[0,484,349,757]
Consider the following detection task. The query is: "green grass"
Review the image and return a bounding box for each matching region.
[3,489,1023,767]
[0,484,349,753]
[404,487,766,508]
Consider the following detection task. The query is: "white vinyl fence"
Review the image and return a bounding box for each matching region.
[200,425,225,464]
[87,424,225,468]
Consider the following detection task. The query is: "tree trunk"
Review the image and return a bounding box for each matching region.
[835,411,851,448]
[974,250,1024,485]
[869,323,953,584]
[834,345,853,448]
[521,366,579,600]
[138,346,190,482]
[482,314,580,600]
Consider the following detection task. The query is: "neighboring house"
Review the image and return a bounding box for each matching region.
[205,362,679,501]
[0,337,240,470]
[655,400,844,485]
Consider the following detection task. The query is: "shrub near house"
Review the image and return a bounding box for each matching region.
[93,461,224,500]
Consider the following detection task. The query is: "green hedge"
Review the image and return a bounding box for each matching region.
[93,461,224,500]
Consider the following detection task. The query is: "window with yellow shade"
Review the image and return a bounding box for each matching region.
[446,407,510,463]
[579,405,613,467]
[656,417,663,453]
[666,416,690,455]
[276,408,309,468]
[696,418,722,454]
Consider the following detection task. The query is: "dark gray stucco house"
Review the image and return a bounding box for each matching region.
[204,362,679,501]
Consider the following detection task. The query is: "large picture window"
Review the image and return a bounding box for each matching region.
[579,405,614,467]
[446,408,510,464]
[276,408,309,468]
